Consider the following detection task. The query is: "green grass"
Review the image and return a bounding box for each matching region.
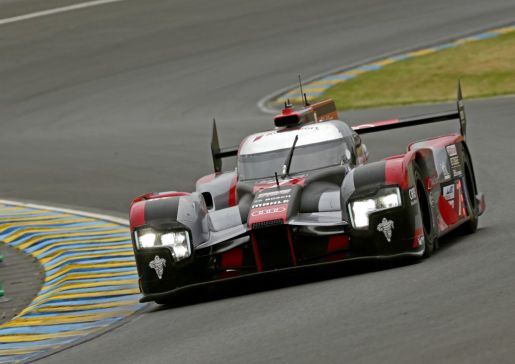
[321,31,515,110]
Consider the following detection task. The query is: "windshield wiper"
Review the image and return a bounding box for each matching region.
[281,135,299,178]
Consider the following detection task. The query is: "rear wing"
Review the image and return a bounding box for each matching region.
[352,81,467,138]
[211,120,238,173]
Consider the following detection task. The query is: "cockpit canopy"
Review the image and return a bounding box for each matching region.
[237,121,356,181]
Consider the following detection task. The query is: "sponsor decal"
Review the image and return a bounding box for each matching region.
[149,255,167,280]
[251,201,289,208]
[443,183,458,209]
[440,161,451,180]
[251,207,287,216]
[377,218,395,242]
[443,184,455,200]
[446,144,458,157]
[409,187,417,205]
[299,125,321,131]
[248,202,289,227]
[257,188,291,197]
[449,155,462,177]
[251,188,292,208]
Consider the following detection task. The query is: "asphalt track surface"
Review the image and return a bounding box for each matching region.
[1,0,515,362]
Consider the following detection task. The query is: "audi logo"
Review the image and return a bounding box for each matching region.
[251,207,287,216]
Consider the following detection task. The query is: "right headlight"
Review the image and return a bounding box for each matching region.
[161,231,191,261]
[349,187,401,229]
[136,228,157,248]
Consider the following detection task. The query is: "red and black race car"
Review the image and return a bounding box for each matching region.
[129,82,485,303]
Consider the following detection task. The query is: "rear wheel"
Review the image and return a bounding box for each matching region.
[460,150,479,234]
[414,165,437,258]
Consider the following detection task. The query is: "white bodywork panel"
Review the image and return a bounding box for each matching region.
[239,122,350,155]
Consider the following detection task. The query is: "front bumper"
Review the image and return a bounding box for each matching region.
[134,221,424,302]
[138,250,423,303]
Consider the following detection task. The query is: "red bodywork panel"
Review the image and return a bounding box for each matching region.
[252,176,305,193]
[133,191,190,203]
[438,196,459,225]
[412,227,424,248]
[228,175,238,207]
[130,191,190,230]
[408,134,464,151]
[251,234,264,272]
[274,99,338,127]
[130,201,146,230]
[353,118,400,132]
[220,247,244,270]
[248,203,289,227]
[195,173,218,187]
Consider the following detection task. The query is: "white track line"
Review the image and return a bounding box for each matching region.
[0,199,128,225]
[0,0,127,26]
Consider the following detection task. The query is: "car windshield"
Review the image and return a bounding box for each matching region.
[238,138,351,180]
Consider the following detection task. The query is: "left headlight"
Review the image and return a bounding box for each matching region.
[135,229,192,261]
[349,187,401,229]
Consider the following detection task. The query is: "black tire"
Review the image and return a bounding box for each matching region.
[414,165,437,258]
[460,148,479,234]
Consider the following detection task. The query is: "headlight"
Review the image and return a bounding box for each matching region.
[135,229,192,261]
[161,231,191,260]
[136,229,157,248]
[349,187,401,229]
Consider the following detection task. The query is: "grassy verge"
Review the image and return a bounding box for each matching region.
[320,31,515,110]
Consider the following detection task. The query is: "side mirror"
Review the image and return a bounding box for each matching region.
[353,133,362,148]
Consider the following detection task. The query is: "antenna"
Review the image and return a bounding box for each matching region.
[298,74,309,106]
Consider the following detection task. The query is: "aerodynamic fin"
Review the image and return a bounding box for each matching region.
[352,82,467,138]
[457,80,466,138]
[211,119,238,173]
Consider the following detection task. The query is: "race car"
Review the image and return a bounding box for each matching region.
[129,82,485,303]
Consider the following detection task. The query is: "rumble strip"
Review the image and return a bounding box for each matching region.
[0,201,145,363]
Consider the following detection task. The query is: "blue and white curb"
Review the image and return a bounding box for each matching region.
[0,200,145,363]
